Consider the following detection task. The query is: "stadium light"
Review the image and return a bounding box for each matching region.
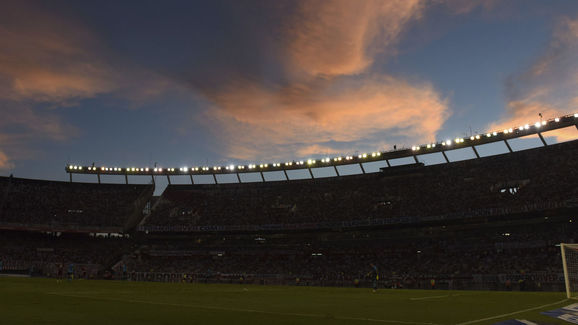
[555,117,560,122]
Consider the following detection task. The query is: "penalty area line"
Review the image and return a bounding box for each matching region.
[46,292,438,325]
[456,299,569,325]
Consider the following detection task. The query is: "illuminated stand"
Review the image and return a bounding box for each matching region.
[66,114,578,184]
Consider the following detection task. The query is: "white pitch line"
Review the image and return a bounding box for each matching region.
[410,295,449,301]
[47,292,439,325]
[456,299,568,325]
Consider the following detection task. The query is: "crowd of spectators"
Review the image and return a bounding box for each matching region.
[124,219,577,290]
[0,177,152,228]
[0,231,134,278]
[143,140,578,229]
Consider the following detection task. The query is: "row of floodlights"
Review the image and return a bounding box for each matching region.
[67,153,384,174]
[411,114,577,151]
[68,113,577,173]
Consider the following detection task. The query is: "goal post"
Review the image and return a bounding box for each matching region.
[561,243,578,299]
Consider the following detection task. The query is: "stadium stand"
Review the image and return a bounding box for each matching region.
[0,177,153,231]
[141,140,578,231]
[0,231,133,279]
[0,140,577,292]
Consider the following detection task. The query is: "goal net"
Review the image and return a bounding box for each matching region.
[561,243,578,299]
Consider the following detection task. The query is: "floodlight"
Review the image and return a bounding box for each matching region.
[508,128,513,133]
[475,135,480,140]
[555,117,560,122]
[432,143,436,148]
[492,131,497,136]
[524,124,530,130]
[362,153,367,158]
[79,167,83,170]
[535,122,541,128]
[503,129,508,134]
[470,136,474,140]
[486,133,491,137]
[575,113,578,118]
[541,121,546,126]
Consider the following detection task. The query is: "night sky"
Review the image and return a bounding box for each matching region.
[1,0,578,191]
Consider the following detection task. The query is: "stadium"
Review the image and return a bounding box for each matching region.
[4,1,578,324]
[1,114,578,324]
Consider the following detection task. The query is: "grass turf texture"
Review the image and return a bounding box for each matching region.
[0,278,571,325]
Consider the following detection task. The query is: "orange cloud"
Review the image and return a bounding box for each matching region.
[0,149,13,170]
[207,75,448,160]
[199,0,450,161]
[287,0,423,77]
[0,4,119,103]
[491,17,578,142]
[0,2,172,105]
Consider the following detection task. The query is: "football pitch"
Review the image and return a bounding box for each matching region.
[0,278,572,325]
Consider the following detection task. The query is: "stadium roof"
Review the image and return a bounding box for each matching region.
[66,113,578,181]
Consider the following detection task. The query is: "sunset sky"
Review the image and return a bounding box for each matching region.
[1,0,578,188]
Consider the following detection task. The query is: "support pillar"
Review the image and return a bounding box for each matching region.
[308,168,314,179]
[283,169,289,181]
[189,174,194,184]
[472,146,480,158]
[333,165,340,176]
[259,171,265,182]
[441,151,450,163]
[413,155,419,163]
[166,175,171,185]
[236,173,242,183]
[124,174,128,185]
[151,175,155,185]
[503,139,513,153]
[537,132,547,146]
[69,173,72,183]
[385,159,391,167]
[97,173,101,184]
[359,163,366,174]
[212,174,218,184]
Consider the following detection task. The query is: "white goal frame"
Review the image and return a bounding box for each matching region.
[561,243,578,299]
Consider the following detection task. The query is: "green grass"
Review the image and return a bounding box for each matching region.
[0,278,571,325]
